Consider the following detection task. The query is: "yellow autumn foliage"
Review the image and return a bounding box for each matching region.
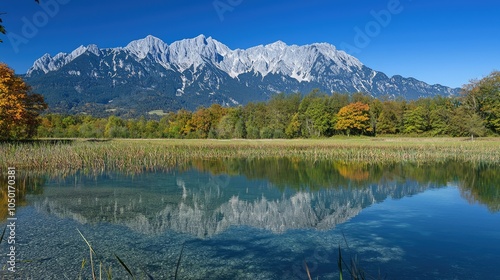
[0,63,47,139]
[334,102,373,136]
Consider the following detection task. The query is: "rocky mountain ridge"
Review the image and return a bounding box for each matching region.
[25,35,460,116]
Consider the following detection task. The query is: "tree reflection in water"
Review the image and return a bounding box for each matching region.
[5,159,498,237]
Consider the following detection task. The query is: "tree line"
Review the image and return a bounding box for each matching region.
[36,71,500,139]
[1,59,499,140]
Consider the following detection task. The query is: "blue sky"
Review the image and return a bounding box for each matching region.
[1,0,499,88]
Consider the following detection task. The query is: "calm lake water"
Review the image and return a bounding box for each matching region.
[1,159,499,279]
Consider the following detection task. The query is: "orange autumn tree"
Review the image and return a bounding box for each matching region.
[334,102,373,136]
[0,63,47,140]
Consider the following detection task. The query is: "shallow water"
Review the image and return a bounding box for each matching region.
[1,159,499,279]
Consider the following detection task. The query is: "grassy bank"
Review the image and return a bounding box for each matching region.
[1,137,499,175]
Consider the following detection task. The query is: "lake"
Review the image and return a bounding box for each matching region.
[1,159,499,279]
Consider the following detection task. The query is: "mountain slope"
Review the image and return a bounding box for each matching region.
[25,35,460,117]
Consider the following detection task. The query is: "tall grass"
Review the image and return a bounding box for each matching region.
[1,138,499,175]
[305,238,385,280]
[76,228,185,280]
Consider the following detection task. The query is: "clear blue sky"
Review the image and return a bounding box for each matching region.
[1,0,499,88]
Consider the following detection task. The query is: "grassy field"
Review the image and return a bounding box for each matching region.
[1,137,499,175]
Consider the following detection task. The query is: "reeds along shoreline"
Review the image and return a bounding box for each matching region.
[0,138,499,175]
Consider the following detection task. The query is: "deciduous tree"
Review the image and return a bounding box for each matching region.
[334,102,372,136]
[461,71,500,134]
[403,102,430,134]
[376,100,404,134]
[0,63,47,139]
[298,90,332,137]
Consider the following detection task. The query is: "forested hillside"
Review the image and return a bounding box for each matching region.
[35,72,500,139]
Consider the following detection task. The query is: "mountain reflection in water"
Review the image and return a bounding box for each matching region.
[15,159,498,238]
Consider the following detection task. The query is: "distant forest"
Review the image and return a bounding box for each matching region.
[36,71,500,139]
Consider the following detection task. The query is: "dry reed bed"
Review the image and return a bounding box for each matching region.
[1,138,499,175]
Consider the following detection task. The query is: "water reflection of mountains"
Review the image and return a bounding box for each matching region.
[25,159,499,237]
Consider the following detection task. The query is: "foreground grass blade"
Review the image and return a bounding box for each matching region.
[79,258,87,280]
[304,260,313,280]
[0,224,6,245]
[77,228,97,279]
[77,228,97,256]
[174,244,185,280]
[341,231,351,250]
[141,267,155,280]
[115,254,135,279]
[107,266,112,280]
[338,246,343,280]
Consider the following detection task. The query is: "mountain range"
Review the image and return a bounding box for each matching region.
[25,35,460,117]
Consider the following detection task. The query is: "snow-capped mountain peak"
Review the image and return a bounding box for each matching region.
[27,35,366,81]
[69,44,100,59]
[28,53,55,74]
[25,35,460,116]
[266,40,287,50]
[27,44,100,75]
[125,35,168,60]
